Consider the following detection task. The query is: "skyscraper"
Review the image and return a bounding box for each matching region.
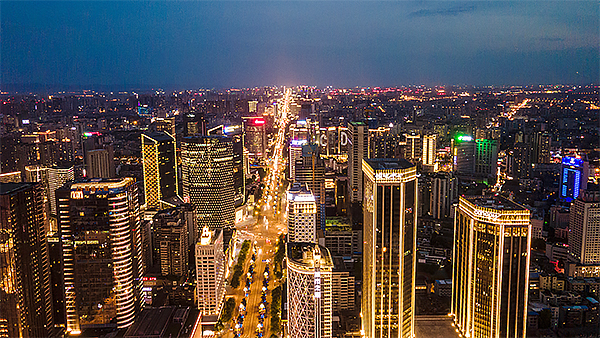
[475,138,498,177]
[568,189,600,265]
[86,147,115,178]
[195,227,226,316]
[141,132,178,210]
[452,195,531,338]
[295,143,325,229]
[361,158,418,338]
[0,183,54,337]
[48,165,74,216]
[289,140,307,181]
[56,178,143,333]
[560,156,589,202]
[287,242,334,338]
[242,116,267,163]
[153,207,190,277]
[453,135,475,175]
[531,131,551,164]
[181,135,236,230]
[287,183,317,243]
[430,172,458,219]
[422,134,437,168]
[348,121,368,204]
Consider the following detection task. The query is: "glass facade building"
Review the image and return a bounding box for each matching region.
[361,158,417,338]
[141,132,178,210]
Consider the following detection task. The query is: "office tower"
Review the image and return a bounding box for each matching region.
[224,125,246,207]
[287,183,317,243]
[48,165,74,216]
[453,135,475,174]
[531,132,551,164]
[290,120,309,142]
[153,117,176,137]
[452,195,531,338]
[361,159,417,338]
[57,178,143,333]
[287,243,334,338]
[560,156,589,202]
[153,207,190,277]
[295,143,326,229]
[242,116,267,163]
[348,121,368,204]
[86,148,115,178]
[183,111,206,137]
[475,139,498,177]
[568,190,600,264]
[430,172,458,219]
[182,135,235,230]
[403,132,422,163]
[195,227,226,315]
[289,140,307,181]
[422,134,437,167]
[0,183,54,337]
[141,132,178,210]
[331,271,355,312]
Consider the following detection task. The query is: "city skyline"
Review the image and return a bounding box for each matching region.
[2,1,598,91]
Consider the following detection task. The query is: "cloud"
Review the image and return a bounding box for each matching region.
[409,5,476,18]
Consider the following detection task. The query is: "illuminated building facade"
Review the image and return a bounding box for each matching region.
[242,116,267,162]
[287,183,317,243]
[560,156,589,202]
[452,195,531,338]
[141,132,178,210]
[48,165,74,216]
[430,172,458,220]
[181,135,235,230]
[422,134,437,168]
[362,159,417,338]
[56,178,143,333]
[295,143,326,229]
[86,148,115,178]
[287,243,334,338]
[289,140,307,181]
[453,135,475,175]
[0,183,54,338]
[195,227,225,315]
[153,207,189,277]
[348,121,368,204]
[475,139,498,177]
[568,190,600,265]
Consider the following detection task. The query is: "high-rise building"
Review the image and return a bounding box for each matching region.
[452,195,531,338]
[509,142,531,179]
[453,135,475,175]
[348,121,368,204]
[183,111,206,137]
[195,227,226,315]
[86,147,115,178]
[430,172,458,219]
[475,139,498,177]
[531,132,551,164]
[141,132,178,210]
[242,116,267,163]
[153,207,190,277]
[287,183,317,243]
[181,135,235,230]
[289,140,307,181]
[287,242,334,338]
[295,143,326,229]
[56,178,143,333]
[403,132,422,164]
[422,134,437,167]
[361,158,418,338]
[0,183,54,337]
[560,156,589,202]
[568,190,600,265]
[48,165,74,216]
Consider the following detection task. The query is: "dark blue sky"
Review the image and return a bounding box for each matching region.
[2,1,598,89]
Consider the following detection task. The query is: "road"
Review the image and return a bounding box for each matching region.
[219,88,292,338]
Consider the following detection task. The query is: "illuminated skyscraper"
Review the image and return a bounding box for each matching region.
[289,140,307,181]
[568,190,600,265]
[361,159,417,338]
[56,178,143,333]
[0,183,54,337]
[475,139,498,177]
[452,195,531,338]
[295,143,325,229]
[560,156,589,202]
[181,135,235,230]
[141,132,178,210]
[348,121,368,204]
[422,134,437,168]
[242,116,267,162]
[153,207,189,277]
[195,227,225,315]
[287,183,317,243]
[86,148,115,178]
[48,165,74,216]
[453,135,475,175]
[287,242,334,338]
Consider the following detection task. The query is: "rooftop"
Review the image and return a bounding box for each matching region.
[414,315,459,338]
[364,158,414,170]
[142,131,174,142]
[286,242,333,269]
[462,195,528,211]
[0,182,34,195]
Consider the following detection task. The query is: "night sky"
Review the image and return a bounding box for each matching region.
[2,1,598,89]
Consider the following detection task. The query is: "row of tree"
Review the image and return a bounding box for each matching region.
[230,240,251,288]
